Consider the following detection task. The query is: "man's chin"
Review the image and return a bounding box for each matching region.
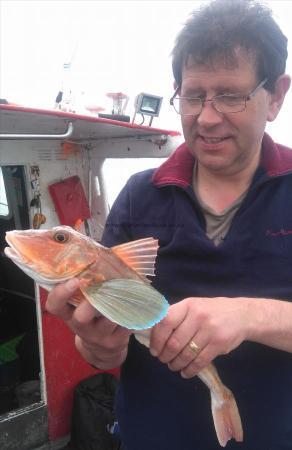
[197,155,236,174]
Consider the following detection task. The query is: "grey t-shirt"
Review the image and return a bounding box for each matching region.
[193,172,247,246]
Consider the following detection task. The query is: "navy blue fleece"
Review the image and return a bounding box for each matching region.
[102,133,292,450]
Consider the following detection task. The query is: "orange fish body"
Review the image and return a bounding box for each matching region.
[4,226,168,330]
[5,226,243,446]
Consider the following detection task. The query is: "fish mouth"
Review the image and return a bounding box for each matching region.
[4,238,70,286]
[5,232,42,276]
[4,242,29,265]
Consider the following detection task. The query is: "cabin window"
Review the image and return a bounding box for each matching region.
[102,158,166,207]
[0,168,9,217]
[0,165,42,423]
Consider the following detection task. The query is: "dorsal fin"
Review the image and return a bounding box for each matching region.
[111,237,159,278]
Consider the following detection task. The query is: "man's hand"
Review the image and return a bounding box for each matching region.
[149,296,251,378]
[46,278,131,370]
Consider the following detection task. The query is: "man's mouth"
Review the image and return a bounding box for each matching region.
[200,135,230,144]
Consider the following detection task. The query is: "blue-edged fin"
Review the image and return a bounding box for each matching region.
[134,329,151,347]
[81,278,169,330]
[111,238,159,278]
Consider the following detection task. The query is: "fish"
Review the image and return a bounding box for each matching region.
[136,331,243,447]
[4,226,243,447]
[4,226,168,330]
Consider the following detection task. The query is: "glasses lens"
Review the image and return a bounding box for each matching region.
[172,98,202,115]
[214,95,246,113]
[171,94,247,115]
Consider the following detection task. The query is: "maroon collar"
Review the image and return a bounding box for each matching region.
[152,133,292,187]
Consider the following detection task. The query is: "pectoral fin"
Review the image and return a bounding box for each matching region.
[81,278,168,330]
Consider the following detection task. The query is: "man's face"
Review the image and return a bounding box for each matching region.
[180,51,274,177]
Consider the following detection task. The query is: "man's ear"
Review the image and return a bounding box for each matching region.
[267,74,291,122]
[173,81,181,94]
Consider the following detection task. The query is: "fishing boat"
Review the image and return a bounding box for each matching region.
[0,104,180,449]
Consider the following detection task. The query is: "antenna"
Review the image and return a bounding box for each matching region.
[54,42,79,111]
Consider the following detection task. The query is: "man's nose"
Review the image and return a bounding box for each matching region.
[196,100,223,127]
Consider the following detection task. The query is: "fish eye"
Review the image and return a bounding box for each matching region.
[53,232,69,243]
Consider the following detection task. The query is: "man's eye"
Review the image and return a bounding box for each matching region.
[185,98,202,105]
[219,95,245,106]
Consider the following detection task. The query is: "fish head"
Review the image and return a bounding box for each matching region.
[4,226,102,285]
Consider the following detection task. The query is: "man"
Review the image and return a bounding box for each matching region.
[47,1,292,448]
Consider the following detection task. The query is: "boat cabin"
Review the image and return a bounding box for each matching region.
[0,104,180,449]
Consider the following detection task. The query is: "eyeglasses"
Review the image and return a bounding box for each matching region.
[170,78,268,115]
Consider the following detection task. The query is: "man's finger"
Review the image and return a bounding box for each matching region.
[73,300,102,325]
[46,278,80,321]
[150,304,187,357]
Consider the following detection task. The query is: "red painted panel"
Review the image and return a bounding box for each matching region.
[48,176,91,227]
[40,288,119,440]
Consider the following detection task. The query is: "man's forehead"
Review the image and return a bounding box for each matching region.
[183,48,257,77]
[180,57,258,92]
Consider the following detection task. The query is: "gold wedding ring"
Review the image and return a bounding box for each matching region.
[189,340,201,353]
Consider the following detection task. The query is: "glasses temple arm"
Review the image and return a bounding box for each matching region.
[170,86,180,105]
[248,77,268,99]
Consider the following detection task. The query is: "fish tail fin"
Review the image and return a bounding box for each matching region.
[211,385,243,447]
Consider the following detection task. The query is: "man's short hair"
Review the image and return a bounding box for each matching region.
[172,0,288,92]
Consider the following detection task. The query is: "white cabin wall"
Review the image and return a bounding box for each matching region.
[0,140,91,231]
[87,134,182,240]
[86,157,109,242]
[0,133,181,240]
[0,107,181,446]
[88,134,182,158]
